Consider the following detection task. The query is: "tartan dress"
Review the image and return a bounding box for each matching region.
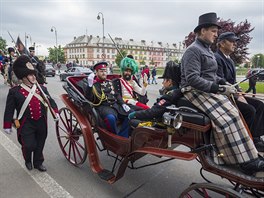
[184,90,258,165]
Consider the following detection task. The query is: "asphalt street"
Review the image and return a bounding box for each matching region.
[0,74,249,198]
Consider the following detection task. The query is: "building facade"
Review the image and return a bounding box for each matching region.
[63,35,185,67]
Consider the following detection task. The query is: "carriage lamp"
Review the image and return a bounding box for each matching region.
[162,106,183,147]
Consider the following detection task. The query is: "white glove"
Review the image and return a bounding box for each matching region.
[54,113,60,122]
[143,73,148,87]
[122,104,131,112]
[87,72,95,87]
[4,128,12,135]
[218,85,237,96]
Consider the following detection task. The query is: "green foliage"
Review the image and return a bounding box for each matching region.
[115,50,127,67]
[0,37,7,51]
[252,54,264,68]
[239,82,264,93]
[140,60,146,65]
[47,45,65,63]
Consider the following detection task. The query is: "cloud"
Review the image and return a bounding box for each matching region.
[0,0,263,56]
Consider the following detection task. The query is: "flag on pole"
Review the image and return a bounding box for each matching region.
[16,36,30,56]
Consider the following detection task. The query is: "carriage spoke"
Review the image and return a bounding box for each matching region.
[58,125,69,135]
[62,139,70,150]
[74,139,86,151]
[71,140,77,164]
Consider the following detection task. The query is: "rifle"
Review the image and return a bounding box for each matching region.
[7,31,22,56]
[36,82,58,120]
[108,33,124,58]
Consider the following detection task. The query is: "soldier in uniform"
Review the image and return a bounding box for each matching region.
[7,47,16,86]
[29,46,46,84]
[128,61,182,126]
[113,56,149,110]
[84,61,132,138]
[3,55,58,171]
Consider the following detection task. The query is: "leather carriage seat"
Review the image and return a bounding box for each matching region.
[176,97,210,126]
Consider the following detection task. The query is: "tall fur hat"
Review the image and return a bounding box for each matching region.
[8,47,15,54]
[120,57,138,75]
[13,55,36,79]
[158,61,181,87]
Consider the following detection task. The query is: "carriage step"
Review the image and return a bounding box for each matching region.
[98,169,115,181]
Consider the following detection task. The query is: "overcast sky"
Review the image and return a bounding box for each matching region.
[0,0,263,57]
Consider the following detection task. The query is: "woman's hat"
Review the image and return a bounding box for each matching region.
[194,12,221,33]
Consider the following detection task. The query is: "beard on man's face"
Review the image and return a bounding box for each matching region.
[124,74,131,81]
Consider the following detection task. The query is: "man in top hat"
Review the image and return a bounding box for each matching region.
[84,61,132,138]
[128,61,182,127]
[215,32,264,152]
[3,55,58,172]
[113,56,149,110]
[180,12,264,175]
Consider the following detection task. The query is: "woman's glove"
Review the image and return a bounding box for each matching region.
[218,85,237,96]
[4,128,12,135]
[122,104,131,112]
[87,72,95,87]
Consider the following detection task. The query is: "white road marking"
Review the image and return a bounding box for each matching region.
[0,130,73,198]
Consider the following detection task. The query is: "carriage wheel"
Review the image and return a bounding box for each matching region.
[56,107,87,166]
[180,183,245,198]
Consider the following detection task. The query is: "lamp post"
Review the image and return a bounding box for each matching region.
[257,55,260,68]
[97,12,105,59]
[35,45,41,56]
[25,33,32,49]
[50,26,58,64]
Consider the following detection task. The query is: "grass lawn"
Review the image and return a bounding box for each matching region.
[239,82,264,94]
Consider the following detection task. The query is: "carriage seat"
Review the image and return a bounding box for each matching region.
[176,97,210,126]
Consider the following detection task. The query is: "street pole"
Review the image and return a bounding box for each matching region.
[257,55,260,68]
[97,12,105,60]
[51,26,58,64]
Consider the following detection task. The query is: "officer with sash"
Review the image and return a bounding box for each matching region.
[84,61,132,138]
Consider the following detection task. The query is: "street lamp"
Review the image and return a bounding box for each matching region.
[50,26,58,64]
[97,12,105,59]
[25,33,32,48]
[257,55,260,68]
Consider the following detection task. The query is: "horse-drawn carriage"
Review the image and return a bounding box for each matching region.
[55,75,263,197]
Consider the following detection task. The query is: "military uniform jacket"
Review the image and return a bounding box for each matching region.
[85,78,128,116]
[3,84,58,129]
[133,88,182,121]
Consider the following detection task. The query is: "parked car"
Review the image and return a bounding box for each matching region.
[247,68,264,81]
[59,67,93,81]
[45,64,56,77]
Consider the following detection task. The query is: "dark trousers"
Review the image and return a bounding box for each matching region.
[237,96,264,138]
[17,117,47,166]
[245,85,256,94]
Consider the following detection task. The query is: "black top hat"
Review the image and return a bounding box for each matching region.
[13,55,36,79]
[8,47,15,54]
[29,46,35,51]
[194,12,221,33]
[93,61,108,71]
[217,32,239,42]
[158,61,181,87]
[127,54,134,59]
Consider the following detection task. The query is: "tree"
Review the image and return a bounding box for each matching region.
[0,37,7,51]
[115,50,127,67]
[47,45,65,64]
[183,19,254,64]
[252,54,264,68]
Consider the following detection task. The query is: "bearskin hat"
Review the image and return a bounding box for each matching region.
[159,61,181,87]
[120,57,138,75]
[8,47,15,54]
[13,55,36,79]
